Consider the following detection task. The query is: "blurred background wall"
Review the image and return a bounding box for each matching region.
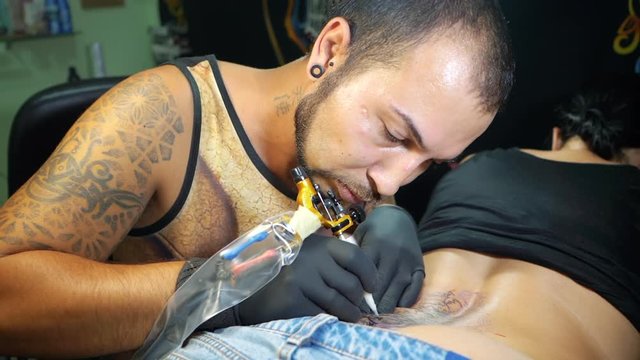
[0,0,159,202]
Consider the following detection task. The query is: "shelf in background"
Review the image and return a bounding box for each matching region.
[0,32,77,44]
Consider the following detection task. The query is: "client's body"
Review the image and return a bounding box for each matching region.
[380,249,637,359]
[377,85,640,359]
[170,87,639,359]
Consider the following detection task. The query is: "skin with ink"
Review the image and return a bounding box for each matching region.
[360,290,486,329]
[274,85,305,117]
[0,73,183,260]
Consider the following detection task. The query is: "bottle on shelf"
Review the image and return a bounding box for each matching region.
[0,0,11,36]
[44,0,60,35]
[57,0,72,33]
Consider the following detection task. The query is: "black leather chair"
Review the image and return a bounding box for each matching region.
[8,76,127,195]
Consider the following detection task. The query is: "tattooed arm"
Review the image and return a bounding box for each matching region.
[0,66,193,358]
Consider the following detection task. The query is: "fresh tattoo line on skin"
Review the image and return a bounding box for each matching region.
[0,73,183,259]
[360,290,486,329]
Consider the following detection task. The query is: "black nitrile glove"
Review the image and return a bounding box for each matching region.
[234,233,377,325]
[354,205,425,314]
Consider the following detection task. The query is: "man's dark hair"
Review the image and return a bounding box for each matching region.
[326,0,515,113]
[555,74,640,160]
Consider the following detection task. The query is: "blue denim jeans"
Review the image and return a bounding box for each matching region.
[167,314,467,360]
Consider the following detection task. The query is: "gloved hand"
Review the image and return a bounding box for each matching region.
[354,204,425,313]
[236,233,377,325]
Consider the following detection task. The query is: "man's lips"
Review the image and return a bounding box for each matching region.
[336,181,364,205]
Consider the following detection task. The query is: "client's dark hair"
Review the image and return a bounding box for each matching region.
[326,0,515,113]
[555,74,640,160]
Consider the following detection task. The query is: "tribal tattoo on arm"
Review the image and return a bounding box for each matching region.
[0,72,185,260]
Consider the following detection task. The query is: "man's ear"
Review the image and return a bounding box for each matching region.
[551,127,564,150]
[306,17,351,79]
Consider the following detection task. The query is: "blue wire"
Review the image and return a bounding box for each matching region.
[220,231,269,260]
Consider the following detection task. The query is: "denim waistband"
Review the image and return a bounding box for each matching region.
[168,314,468,360]
[255,314,468,360]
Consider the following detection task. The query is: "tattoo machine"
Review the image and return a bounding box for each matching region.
[291,166,378,315]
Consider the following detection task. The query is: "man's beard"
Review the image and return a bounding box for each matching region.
[293,68,377,203]
[294,67,341,169]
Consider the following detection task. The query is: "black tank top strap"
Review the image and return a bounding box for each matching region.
[128,56,205,236]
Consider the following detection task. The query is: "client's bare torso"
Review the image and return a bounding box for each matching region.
[361,250,639,359]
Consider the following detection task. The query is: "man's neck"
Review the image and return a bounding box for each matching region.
[217,57,312,191]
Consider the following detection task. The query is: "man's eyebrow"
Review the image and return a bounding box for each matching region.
[391,105,425,149]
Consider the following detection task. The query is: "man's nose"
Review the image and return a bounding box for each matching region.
[368,156,431,196]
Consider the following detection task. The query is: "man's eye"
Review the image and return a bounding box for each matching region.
[434,156,461,169]
[384,126,401,143]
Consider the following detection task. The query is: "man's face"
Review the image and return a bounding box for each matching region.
[295,35,495,207]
